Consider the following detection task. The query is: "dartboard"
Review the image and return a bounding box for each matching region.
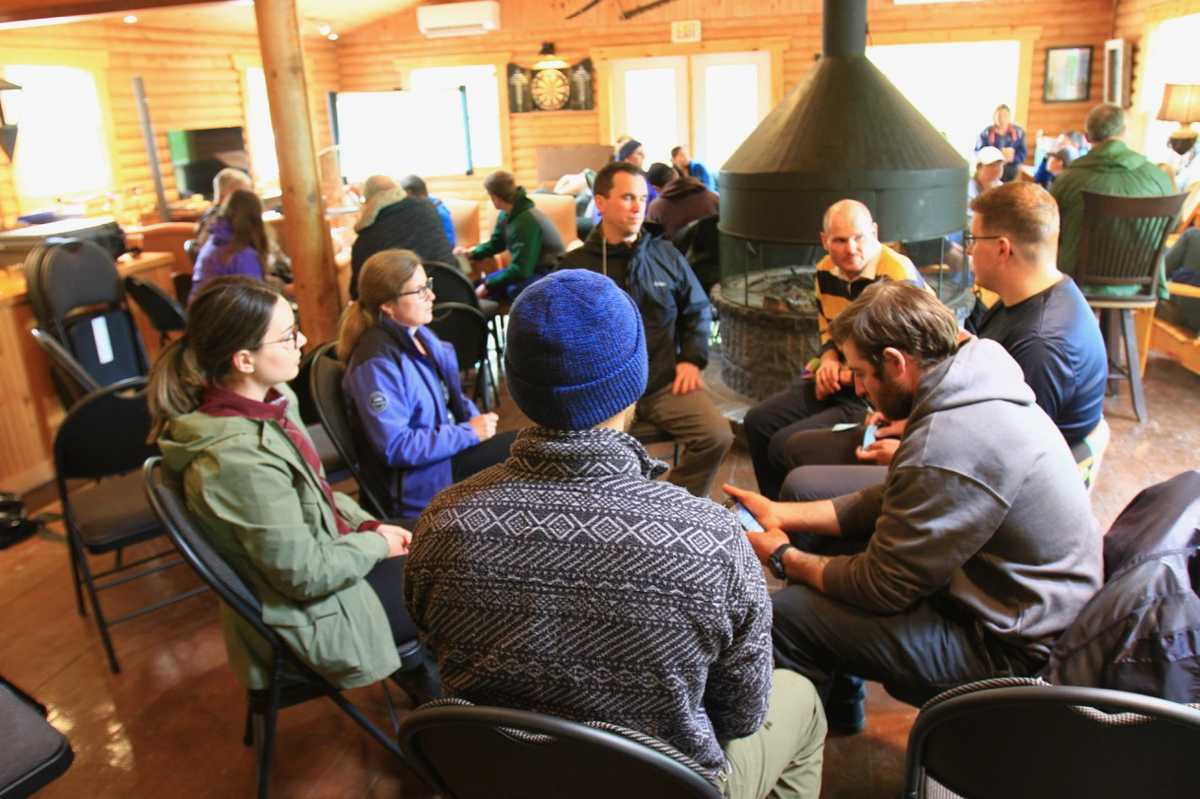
[531,69,570,111]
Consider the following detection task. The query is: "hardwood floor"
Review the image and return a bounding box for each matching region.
[2,352,1197,798]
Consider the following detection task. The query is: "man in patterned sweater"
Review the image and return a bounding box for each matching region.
[407,269,826,798]
[743,199,928,499]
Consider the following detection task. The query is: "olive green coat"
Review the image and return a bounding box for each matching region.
[158,385,399,690]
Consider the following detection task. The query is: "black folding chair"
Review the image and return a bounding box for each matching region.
[425,260,505,372]
[29,327,101,411]
[429,301,498,411]
[398,698,722,799]
[904,676,1200,799]
[143,457,409,799]
[123,275,186,348]
[307,342,390,518]
[23,238,150,400]
[289,346,349,483]
[54,379,205,674]
[0,676,74,798]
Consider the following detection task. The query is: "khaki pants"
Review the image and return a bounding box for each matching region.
[721,669,827,799]
[635,382,734,499]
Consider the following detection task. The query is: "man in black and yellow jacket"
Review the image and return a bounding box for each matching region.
[743,199,928,500]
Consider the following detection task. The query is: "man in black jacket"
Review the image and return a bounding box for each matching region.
[558,161,733,498]
[350,175,456,300]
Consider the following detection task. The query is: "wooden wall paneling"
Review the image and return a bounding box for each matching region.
[336,0,1117,194]
[1112,0,1200,148]
[0,18,337,228]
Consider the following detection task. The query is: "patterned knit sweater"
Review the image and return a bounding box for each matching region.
[406,427,772,775]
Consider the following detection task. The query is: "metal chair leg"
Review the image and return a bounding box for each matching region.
[1120,309,1148,422]
[69,530,122,673]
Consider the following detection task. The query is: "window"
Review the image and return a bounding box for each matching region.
[334,89,472,182]
[610,56,689,170]
[609,51,773,175]
[1138,13,1200,167]
[409,64,502,171]
[692,52,772,171]
[1,64,111,208]
[867,40,1022,160]
[243,67,279,190]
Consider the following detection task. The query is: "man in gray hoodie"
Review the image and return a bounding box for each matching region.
[726,281,1102,733]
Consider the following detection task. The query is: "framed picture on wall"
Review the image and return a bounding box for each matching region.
[1044,46,1093,103]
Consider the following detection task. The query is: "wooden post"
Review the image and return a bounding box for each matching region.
[254,0,339,345]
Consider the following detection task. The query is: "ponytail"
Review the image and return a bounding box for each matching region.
[145,275,282,442]
[336,248,422,362]
[336,300,375,362]
[147,336,206,441]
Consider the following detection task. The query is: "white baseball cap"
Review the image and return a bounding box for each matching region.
[976,146,1005,165]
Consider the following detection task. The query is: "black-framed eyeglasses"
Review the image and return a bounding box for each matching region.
[963,233,1002,252]
[260,324,302,349]
[397,278,435,298]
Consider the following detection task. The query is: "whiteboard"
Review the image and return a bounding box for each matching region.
[334,87,471,182]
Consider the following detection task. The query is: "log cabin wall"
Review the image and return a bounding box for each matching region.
[1113,0,1200,137]
[0,18,338,228]
[337,0,1116,223]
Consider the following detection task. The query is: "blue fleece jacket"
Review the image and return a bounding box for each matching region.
[343,317,480,518]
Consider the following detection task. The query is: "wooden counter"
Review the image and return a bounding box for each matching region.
[0,251,176,493]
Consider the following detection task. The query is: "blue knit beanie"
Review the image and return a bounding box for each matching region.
[505,270,647,430]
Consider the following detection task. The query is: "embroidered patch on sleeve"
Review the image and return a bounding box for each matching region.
[368,391,389,414]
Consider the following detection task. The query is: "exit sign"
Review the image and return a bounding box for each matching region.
[671,20,701,43]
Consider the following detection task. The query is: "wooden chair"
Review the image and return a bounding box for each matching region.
[1151,280,1200,377]
[528,192,583,251]
[1074,191,1188,422]
[441,197,482,250]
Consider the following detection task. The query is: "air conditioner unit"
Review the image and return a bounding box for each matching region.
[416,1,500,38]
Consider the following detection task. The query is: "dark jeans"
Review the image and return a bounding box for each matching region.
[365,546,442,702]
[778,425,886,511]
[743,378,867,500]
[364,554,419,645]
[451,429,518,482]
[772,585,1042,708]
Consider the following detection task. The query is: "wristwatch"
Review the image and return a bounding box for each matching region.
[768,543,795,580]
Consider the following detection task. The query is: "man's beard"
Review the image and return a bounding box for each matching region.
[875,375,914,422]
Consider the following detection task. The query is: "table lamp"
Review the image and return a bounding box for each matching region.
[1158,83,1200,156]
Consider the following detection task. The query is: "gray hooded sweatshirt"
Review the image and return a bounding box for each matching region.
[824,337,1102,660]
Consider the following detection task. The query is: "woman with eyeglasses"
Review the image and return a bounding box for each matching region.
[148,275,439,699]
[337,249,515,520]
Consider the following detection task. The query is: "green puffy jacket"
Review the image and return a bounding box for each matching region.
[158,385,399,690]
[1051,139,1175,297]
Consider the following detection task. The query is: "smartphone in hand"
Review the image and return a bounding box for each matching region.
[862,423,878,449]
[728,501,764,532]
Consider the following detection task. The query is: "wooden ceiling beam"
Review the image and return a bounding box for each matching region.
[0,0,220,25]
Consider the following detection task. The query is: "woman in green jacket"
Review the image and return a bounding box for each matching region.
[148,275,438,698]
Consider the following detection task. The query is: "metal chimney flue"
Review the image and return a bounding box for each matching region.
[823,0,866,59]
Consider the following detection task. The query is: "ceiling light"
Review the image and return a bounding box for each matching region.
[327,33,339,41]
[123,15,138,23]
[533,42,568,71]
[318,24,331,35]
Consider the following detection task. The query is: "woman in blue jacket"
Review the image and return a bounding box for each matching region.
[337,249,515,519]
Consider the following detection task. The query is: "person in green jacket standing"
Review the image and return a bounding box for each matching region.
[459,170,565,302]
[148,276,439,700]
[1050,103,1175,297]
